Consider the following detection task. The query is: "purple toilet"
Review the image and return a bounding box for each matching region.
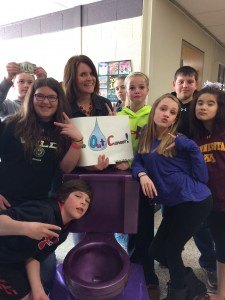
[63,171,140,300]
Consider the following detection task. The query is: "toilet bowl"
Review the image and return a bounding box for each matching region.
[63,233,130,300]
[63,171,139,300]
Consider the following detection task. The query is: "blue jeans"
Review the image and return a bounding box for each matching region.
[193,220,216,272]
[40,252,57,294]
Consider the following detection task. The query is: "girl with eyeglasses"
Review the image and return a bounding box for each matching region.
[0,77,82,208]
[0,77,83,294]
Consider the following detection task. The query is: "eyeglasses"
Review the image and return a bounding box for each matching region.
[34,93,58,102]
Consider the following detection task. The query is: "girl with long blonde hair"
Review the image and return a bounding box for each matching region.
[132,93,212,300]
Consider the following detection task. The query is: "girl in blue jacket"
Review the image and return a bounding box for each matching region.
[132,93,212,300]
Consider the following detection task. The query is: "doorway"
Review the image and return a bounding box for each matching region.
[181,40,204,88]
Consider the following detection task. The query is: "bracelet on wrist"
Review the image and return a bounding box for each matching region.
[139,173,147,178]
[72,137,83,143]
[71,143,82,150]
[71,138,83,147]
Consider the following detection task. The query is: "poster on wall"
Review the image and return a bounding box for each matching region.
[72,115,133,167]
[98,60,132,102]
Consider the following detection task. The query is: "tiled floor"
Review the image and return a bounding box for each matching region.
[55,211,209,299]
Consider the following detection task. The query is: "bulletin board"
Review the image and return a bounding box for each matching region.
[98,60,132,102]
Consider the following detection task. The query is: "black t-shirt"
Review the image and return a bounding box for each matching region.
[0,200,69,263]
[0,120,61,205]
[171,91,197,138]
[177,100,192,138]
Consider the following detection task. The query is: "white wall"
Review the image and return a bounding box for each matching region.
[0,28,81,82]
[82,17,142,72]
[2,0,225,104]
[0,17,142,81]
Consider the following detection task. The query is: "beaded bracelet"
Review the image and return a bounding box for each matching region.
[71,143,82,150]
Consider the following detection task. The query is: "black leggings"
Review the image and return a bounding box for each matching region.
[149,196,212,289]
[128,189,157,285]
[208,210,225,263]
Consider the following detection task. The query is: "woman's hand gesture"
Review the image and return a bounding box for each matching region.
[95,154,109,170]
[105,103,116,116]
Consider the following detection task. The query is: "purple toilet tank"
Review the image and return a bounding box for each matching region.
[63,170,140,300]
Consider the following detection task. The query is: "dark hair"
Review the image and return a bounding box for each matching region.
[190,86,225,138]
[55,179,93,205]
[63,55,99,103]
[174,66,198,81]
[6,77,71,159]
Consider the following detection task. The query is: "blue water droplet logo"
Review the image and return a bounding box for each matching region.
[88,119,107,151]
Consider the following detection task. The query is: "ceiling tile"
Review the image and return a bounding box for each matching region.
[195,10,225,27]
[217,35,225,44]
[174,0,225,14]
[170,0,225,46]
[208,24,225,36]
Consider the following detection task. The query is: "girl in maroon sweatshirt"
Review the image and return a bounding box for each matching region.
[191,86,225,300]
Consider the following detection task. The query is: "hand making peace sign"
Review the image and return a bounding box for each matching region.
[54,112,83,142]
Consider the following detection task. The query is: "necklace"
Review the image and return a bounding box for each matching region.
[79,102,93,116]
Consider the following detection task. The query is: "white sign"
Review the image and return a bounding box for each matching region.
[72,116,133,167]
